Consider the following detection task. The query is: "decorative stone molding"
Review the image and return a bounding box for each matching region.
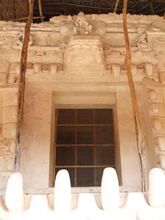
[0,14,164,84]
[0,138,14,160]
[64,35,105,80]
[146,86,165,169]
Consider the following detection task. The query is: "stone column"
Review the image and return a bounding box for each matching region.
[116,87,141,191]
[20,83,52,188]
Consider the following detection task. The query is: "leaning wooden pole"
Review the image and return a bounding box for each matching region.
[38,0,44,22]
[122,0,147,191]
[15,0,34,170]
[114,0,120,13]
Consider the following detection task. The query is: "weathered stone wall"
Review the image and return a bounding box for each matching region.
[0,88,18,189]
[0,13,165,191]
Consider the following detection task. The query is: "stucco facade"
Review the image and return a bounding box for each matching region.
[0,13,165,194]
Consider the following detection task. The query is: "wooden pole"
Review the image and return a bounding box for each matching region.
[38,0,44,22]
[15,0,34,170]
[122,0,147,191]
[12,16,44,21]
[114,0,120,13]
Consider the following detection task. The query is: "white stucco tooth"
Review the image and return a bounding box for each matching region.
[5,172,24,212]
[101,167,120,211]
[54,169,72,211]
[148,168,165,207]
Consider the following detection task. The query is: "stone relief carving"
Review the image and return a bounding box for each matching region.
[57,12,105,40]
[0,138,13,160]
[136,30,149,50]
[34,50,47,56]
[149,20,165,32]
[0,14,164,84]
[64,36,105,80]
[16,33,33,46]
[74,12,93,34]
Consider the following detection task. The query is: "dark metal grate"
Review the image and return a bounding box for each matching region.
[55,109,115,187]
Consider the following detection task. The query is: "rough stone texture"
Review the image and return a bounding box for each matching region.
[20,84,52,188]
[0,13,165,191]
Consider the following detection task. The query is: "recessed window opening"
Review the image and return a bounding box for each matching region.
[55,109,115,187]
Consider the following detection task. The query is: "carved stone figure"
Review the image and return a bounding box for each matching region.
[74,12,93,34]
[136,30,149,50]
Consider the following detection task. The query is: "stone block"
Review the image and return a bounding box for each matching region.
[9,63,17,73]
[159,72,165,84]
[50,64,57,75]
[159,155,165,169]
[150,103,165,117]
[2,106,17,124]
[148,89,164,103]
[152,118,162,131]
[155,137,165,151]
[112,64,120,78]
[34,63,41,73]
[2,91,18,107]
[0,73,7,84]
[152,118,165,136]
[144,63,153,77]
[132,65,137,77]
[64,36,105,79]
[2,123,16,139]
[7,73,18,84]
